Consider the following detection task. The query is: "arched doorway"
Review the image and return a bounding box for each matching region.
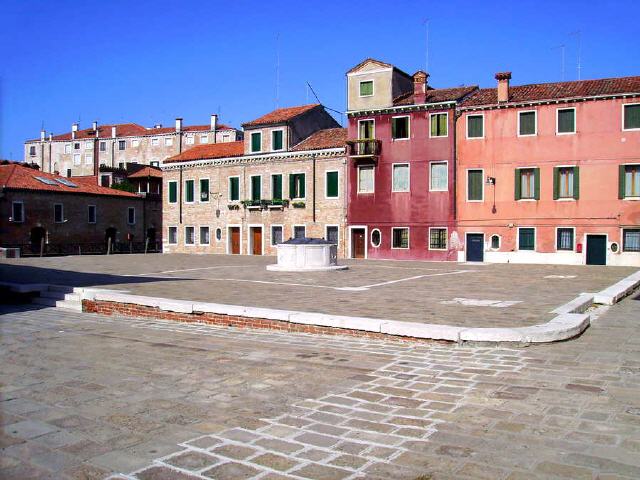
[105,227,117,253]
[30,227,46,255]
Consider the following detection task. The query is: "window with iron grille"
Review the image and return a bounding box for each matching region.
[271,226,283,245]
[392,228,409,249]
[623,229,640,252]
[168,227,177,244]
[429,228,447,250]
[556,228,574,251]
[200,226,210,245]
[518,228,535,251]
[185,227,195,245]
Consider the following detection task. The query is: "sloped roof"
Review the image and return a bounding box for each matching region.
[128,166,163,179]
[393,86,479,106]
[291,128,347,151]
[0,164,138,197]
[462,76,640,107]
[242,104,320,128]
[164,141,244,163]
[347,58,412,78]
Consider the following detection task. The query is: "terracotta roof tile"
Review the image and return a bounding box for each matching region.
[164,141,244,163]
[393,86,479,106]
[462,76,640,107]
[0,164,139,198]
[128,166,163,179]
[291,128,347,151]
[242,104,320,127]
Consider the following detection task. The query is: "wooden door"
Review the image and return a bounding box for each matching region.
[230,227,240,254]
[251,227,262,255]
[466,233,484,262]
[586,235,607,265]
[351,229,365,258]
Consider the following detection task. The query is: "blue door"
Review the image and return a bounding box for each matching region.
[586,235,607,265]
[466,233,484,262]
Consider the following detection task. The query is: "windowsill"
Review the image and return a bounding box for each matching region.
[429,135,448,139]
[391,190,410,193]
[556,198,576,201]
[357,192,374,195]
[466,136,484,140]
[391,247,410,250]
[517,199,538,202]
[622,128,640,132]
[623,197,640,201]
[517,134,537,138]
[428,248,447,251]
[556,132,576,136]
[391,138,410,142]
[429,188,448,192]
[466,199,484,203]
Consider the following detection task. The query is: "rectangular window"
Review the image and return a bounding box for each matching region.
[467,169,483,201]
[271,225,283,245]
[150,161,159,167]
[148,138,157,146]
[392,227,409,249]
[271,174,283,199]
[359,80,373,97]
[127,207,135,225]
[272,130,283,151]
[118,140,126,150]
[557,108,576,134]
[326,226,339,246]
[200,226,210,245]
[294,225,306,239]
[289,173,305,199]
[184,180,195,203]
[29,145,36,156]
[186,135,194,145]
[101,175,110,187]
[251,175,262,201]
[200,134,209,144]
[429,228,447,250]
[229,176,240,201]
[467,115,484,138]
[554,166,579,199]
[326,171,339,198]
[168,181,178,203]
[168,226,177,244]
[74,142,80,150]
[623,104,640,130]
[515,168,540,200]
[85,154,93,165]
[85,141,92,150]
[621,164,640,198]
[11,202,24,222]
[556,228,574,251]
[132,139,140,147]
[358,165,374,193]
[518,111,537,136]
[64,144,71,154]
[391,116,409,140]
[430,113,448,137]
[185,226,195,245]
[87,205,96,224]
[54,204,64,223]
[430,162,448,191]
[73,154,81,165]
[358,119,375,139]
[99,141,106,152]
[623,229,640,252]
[251,131,262,153]
[165,137,173,146]
[392,164,410,192]
[518,228,535,251]
[67,168,72,177]
[200,178,210,202]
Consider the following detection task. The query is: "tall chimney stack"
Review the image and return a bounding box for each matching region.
[495,72,512,103]
[48,133,53,141]
[71,123,78,139]
[111,126,117,138]
[92,120,98,131]
[412,71,429,104]
[40,130,46,141]
[211,114,218,143]
[175,118,183,132]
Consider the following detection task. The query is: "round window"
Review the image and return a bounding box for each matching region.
[215,228,222,241]
[371,229,382,247]
[611,242,619,253]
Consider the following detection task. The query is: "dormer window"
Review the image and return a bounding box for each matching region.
[272,130,284,151]
[359,80,374,97]
[251,131,262,153]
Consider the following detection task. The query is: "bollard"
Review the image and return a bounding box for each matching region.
[40,238,45,258]
[107,237,112,255]
[144,238,149,254]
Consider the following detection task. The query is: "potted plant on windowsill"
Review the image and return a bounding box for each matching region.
[228,203,240,210]
[242,199,263,210]
[268,198,289,209]
[291,200,306,209]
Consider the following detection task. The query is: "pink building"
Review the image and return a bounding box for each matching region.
[345,59,477,260]
[456,73,640,266]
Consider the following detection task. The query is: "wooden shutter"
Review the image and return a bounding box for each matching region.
[391,118,397,139]
[533,168,540,200]
[619,165,626,199]
[299,174,306,198]
[289,174,295,199]
[553,167,559,200]
[169,182,177,203]
[573,166,580,200]
[327,171,338,198]
[272,175,282,199]
[514,169,521,200]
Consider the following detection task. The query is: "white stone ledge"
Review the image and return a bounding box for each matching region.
[380,321,463,341]
[551,293,594,315]
[593,271,640,305]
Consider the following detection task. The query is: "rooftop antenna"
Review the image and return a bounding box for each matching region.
[422,18,430,73]
[275,33,280,109]
[306,82,345,125]
[570,30,582,80]
[552,44,566,81]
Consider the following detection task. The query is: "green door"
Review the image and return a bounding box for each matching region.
[586,235,607,265]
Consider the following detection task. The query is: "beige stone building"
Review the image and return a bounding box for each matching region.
[24,116,242,178]
[161,104,348,257]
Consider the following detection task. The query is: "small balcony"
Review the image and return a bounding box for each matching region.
[346,139,381,159]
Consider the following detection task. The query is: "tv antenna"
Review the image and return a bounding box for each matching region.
[569,30,582,80]
[422,18,430,73]
[275,33,281,108]
[552,44,566,81]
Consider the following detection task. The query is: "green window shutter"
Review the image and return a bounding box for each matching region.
[558,109,575,133]
[573,166,580,200]
[391,118,397,139]
[272,131,283,150]
[230,177,239,201]
[439,114,447,136]
[251,176,261,200]
[360,81,373,96]
[514,169,522,200]
[430,116,437,137]
[619,165,626,199]
[185,180,194,202]
[169,182,177,203]
[533,168,540,200]
[251,132,261,152]
[553,167,559,200]
[289,174,295,199]
[272,174,282,199]
[326,171,338,198]
[624,104,640,130]
[200,179,209,201]
[299,174,306,198]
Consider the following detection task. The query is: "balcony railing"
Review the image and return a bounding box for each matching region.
[346,139,381,158]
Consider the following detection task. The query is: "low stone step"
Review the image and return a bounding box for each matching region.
[40,290,67,300]
[56,300,83,312]
[47,285,76,294]
[32,297,59,307]
[32,296,82,311]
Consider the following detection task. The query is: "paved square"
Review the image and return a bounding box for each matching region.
[1,254,637,327]
[1,293,639,479]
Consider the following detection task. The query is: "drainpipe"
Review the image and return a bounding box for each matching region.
[179,165,183,224]
[312,153,317,223]
[452,108,458,222]
[48,135,52,172]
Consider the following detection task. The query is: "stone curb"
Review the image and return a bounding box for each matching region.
[593,271,640,305]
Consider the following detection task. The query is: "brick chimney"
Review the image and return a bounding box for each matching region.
[413,70,429,104]
[71,123,78,139]
[495,72,512,103]
[175,118,183,132]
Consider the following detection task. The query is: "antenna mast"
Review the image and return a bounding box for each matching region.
[552,44,566,81]
[275,33,280,109]
[570,30,582,80]
[423,19,430,72]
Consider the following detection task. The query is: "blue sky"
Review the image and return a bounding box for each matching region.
[1,0,639,159]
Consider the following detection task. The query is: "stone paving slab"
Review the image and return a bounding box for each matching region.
[1,254,637,328]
